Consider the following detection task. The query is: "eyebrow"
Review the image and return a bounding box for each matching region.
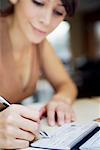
[48,0,65,8]
[57,3,65,7]
[57,4,66,10]
[57,1,65,7]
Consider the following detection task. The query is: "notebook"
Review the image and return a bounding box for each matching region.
[31,122,99,150]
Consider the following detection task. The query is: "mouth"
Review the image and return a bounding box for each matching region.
[31,23,47,36]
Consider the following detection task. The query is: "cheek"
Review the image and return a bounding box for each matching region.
[23,8,35,19]
[18,2,35,21]
[48,19,62,34]
[23,4,39,21]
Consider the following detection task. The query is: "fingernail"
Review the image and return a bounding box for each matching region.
[59,121,64,126]
[66,120,70,123]
[50,121,55,126]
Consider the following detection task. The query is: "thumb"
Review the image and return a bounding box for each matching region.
[39,106,47,119]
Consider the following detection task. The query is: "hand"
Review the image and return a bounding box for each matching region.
[0,104,40,149]
[40,95,76,126]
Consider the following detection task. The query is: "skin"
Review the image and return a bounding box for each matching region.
[0,104,40,149]
[0,0,77,149]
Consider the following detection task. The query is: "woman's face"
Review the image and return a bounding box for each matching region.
[11,0,66,43]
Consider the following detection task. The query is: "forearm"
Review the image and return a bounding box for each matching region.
[53,81,77,105]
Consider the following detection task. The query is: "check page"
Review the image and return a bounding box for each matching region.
[79,130,100,150]
[31,122,98,150]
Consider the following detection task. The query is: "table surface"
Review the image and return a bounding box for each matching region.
[73,97,100,123]
[22,97,100,150]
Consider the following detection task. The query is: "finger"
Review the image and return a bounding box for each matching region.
[13,139,29,149]
[3,139,29,149]
[65,112,72,123]
[56,108,64,126]
[16,115,39,135]
[0,128,7,138]
[16,128,35,142]
[47,105,55,126]
[4,125,35,142]
[39,106,47,119]
[10,104,40,122]
[2,111,39,136]
[71,111,76,121]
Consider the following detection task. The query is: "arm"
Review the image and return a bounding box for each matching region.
[39,39,77,126]
[39,39,77,104]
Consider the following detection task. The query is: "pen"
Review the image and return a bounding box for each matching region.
[0,96,49,138]
[0,96,11,108]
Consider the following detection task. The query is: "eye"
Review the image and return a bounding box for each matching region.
[54,10,64,16]
[32,0,44,6]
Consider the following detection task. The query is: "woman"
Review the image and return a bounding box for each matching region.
[0,0,77,149]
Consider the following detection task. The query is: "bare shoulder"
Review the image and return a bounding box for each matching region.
[38,38,66,76]
[38,38,57,61]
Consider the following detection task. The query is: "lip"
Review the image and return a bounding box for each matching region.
[31,24,47,36]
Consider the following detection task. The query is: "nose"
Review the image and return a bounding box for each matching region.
[39,9,52,26]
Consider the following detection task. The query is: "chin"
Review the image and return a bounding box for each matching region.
[31,39,43,44]
[30,37,45,44]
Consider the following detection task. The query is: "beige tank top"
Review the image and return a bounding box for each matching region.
[0,17,40,103]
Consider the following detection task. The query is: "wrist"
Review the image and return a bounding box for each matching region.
[53,94,72,105]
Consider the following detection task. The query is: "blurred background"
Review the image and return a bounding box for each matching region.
[23,0,100,104]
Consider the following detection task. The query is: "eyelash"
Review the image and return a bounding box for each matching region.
[54,10,63,16]
[32,0,64,16]
[32,0,44,6]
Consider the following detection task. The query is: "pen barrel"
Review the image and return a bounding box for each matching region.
[0,96,11,111]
